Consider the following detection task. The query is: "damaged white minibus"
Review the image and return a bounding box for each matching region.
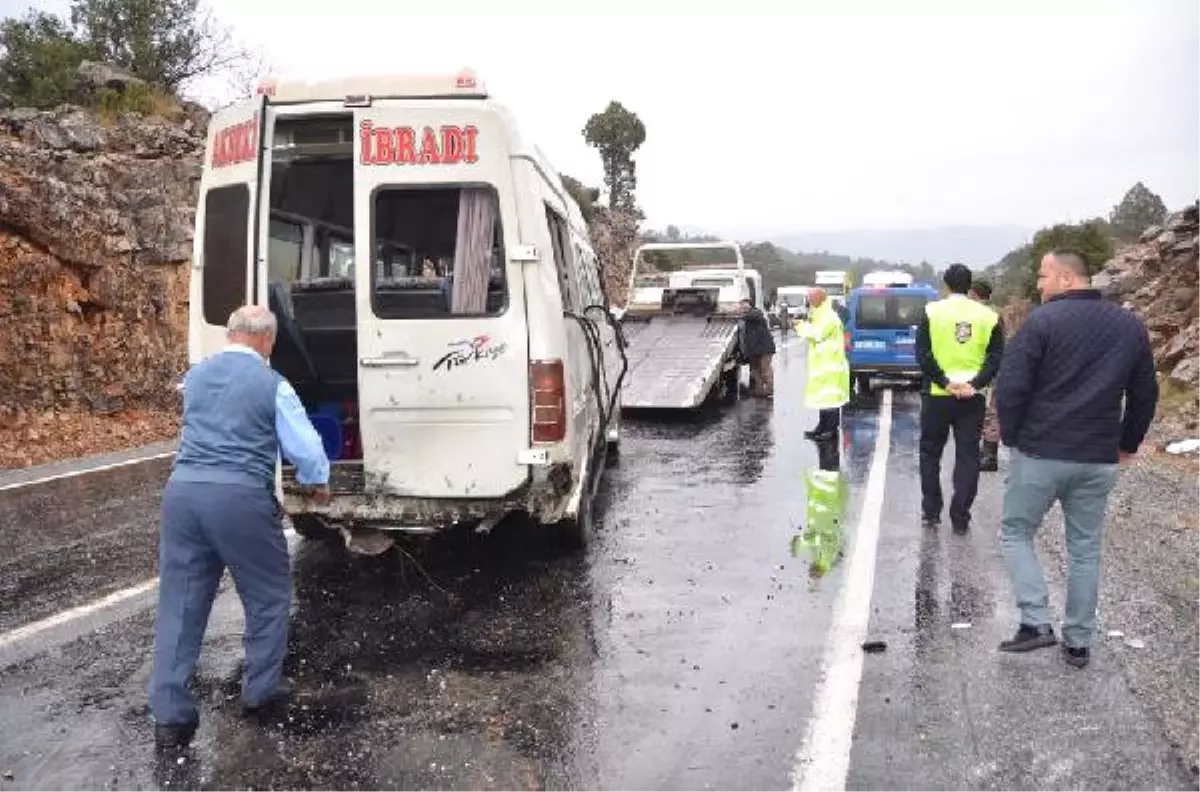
[188,70,627,552]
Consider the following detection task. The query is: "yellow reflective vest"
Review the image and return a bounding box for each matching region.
[925,294,999,397]
[794,301,850,409]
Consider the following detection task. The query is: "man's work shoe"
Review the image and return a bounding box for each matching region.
[803,428,821,439]
[979,441,999,472]
[999,623,1057,653]
[241,679,295,720]
[922,514,940,529]
[1062,645,1090,668]
[154,721,198,750]
[952,519,970,535]
[810,429,837,442]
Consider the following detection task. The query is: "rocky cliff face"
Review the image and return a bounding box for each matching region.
[0,95,205,466]
[1098,202,1199,428]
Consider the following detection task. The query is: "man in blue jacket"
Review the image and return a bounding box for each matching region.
[995,249,1158,668]
[149,305,331,748]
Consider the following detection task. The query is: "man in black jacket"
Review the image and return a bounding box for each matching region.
[994,248,1158,668]
[737,298,776,398]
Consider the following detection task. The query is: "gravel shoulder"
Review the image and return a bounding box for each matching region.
[1037,449,1199,785]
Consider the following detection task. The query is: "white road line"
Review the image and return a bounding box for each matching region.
[0,529,298,652]
[792,388,893,792]
[0,579,160,650]
[0,450,176,493]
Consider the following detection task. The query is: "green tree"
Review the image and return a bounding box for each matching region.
[561,174,600,225]
[0,0,252,109]
[1026,220,1115,299]
[0,11,95,109]
[69,0,246,92]
[1109,181,1168,242]
[583,101,646,214]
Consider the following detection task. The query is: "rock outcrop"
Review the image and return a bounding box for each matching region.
[1098,203,1199,390]
[0,100,205,429]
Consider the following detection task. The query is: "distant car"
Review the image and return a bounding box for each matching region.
[845,283,939,394]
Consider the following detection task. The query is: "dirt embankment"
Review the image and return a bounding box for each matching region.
[0,65,206,468]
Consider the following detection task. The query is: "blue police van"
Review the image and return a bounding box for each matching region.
[845,278,939,395]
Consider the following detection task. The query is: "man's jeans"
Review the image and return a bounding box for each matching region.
[1000,449,1119,648]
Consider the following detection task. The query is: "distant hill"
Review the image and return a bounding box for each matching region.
[763,225,1035,269]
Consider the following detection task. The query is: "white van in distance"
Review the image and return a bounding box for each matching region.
[187,70,627,551]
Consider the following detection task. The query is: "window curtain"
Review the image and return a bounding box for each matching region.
[450,189,495,314]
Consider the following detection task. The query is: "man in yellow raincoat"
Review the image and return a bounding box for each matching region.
[794,288,850,441]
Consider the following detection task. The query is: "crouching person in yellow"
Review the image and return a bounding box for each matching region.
[794,287,850,441]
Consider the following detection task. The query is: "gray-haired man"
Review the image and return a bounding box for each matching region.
[148,305,330,749]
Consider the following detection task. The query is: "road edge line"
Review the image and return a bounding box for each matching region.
[791,388,893,791]
[0,450,176,493]
[0,578,160,650]
[0,529,299,653]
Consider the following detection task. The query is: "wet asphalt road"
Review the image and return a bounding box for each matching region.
[1,339,1195,791]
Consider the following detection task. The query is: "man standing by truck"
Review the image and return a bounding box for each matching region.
[737,297,776,397]
[795,288,850,440]
[149,305,331,750]
[969,279,1003,471]
[915,264,1003,534]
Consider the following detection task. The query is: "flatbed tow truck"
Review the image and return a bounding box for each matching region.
[618,241,765,410]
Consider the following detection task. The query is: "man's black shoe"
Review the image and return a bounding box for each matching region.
[999,623,1057,652]
[921,514,940,529]
[810,430,837,442]
[803,428,820,439]
[1062,645,1090,668]
[154,721,198,750]
[241,680,294,719]
[952,519,969,535]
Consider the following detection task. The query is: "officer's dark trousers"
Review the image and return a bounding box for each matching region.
[148,480,290,726]
[919,393,986,525]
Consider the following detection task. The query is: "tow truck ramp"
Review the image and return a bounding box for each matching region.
[619,315,740,409]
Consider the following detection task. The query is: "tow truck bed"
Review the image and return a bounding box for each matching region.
[619,315,740,409]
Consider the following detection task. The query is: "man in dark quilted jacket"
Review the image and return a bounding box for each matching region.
[994,249,1158,668]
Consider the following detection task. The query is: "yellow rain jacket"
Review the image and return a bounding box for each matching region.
[795,301,850,410]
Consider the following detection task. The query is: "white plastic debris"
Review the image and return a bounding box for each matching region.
[1125,638,1146,649]
[1107,629,1125,639]
[1166,438,1200,455]
[951,622,972,630]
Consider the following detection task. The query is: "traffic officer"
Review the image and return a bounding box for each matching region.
[914,264,1003,534]
[968,279,1003,472]
[794,287,850,441]
[148,305,331,750]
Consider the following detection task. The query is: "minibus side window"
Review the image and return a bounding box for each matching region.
[202,185,249,325]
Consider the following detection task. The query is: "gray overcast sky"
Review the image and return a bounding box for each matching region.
[12,0,1200,235]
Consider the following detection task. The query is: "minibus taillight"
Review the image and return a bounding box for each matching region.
[531,359,566,443]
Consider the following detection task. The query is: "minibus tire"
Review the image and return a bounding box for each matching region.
[559,484,595,551]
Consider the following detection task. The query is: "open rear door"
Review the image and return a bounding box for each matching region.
[352,103,531,499]
[188,96,268,363]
